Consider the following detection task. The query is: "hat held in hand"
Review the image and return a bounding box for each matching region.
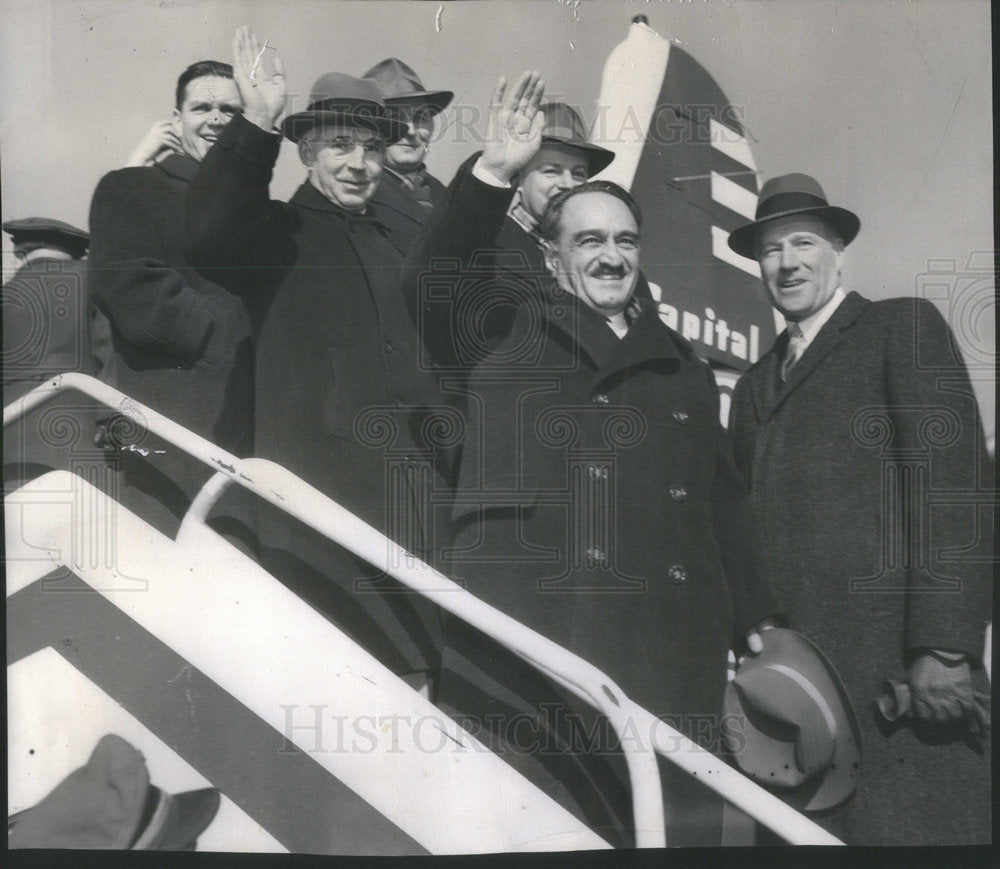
[722,629,862,812]
[8,734,221,850]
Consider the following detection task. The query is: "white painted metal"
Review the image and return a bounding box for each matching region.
[5,374,844,846]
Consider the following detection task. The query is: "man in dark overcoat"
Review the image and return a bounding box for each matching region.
[363,57,452,225]
[727,174,992,844]
[408,73,779,846]
[185,29,454,687]
[87,59,254,534]
[3,218,108,489]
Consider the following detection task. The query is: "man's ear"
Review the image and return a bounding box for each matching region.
[298,139,315,168]
[171,108,181,131]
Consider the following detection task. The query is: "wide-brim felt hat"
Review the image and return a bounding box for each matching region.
[362,57,453,115]
[721,629,862,812]
[282,71,408,144]
[537,102,615,177]
[727,173,860,259]
[7,734,221,850]
[3,217,89,255]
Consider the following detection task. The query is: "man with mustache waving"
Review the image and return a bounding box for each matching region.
[413,72,779,847]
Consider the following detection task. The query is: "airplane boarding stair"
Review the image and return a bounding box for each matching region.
[6,374,843,851]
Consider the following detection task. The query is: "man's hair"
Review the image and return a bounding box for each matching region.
[175,60,234,109]
[539,181,642,242]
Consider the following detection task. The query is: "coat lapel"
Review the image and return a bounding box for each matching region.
[767,291,870,418]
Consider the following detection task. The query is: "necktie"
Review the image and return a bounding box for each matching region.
[781,323,807,382]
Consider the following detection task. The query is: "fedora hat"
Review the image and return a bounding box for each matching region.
[727,173,860,259]
[721,629,862,812]
[7,734,221,850]
[535,102,615,177]
[4,217,89,257]
[362,57,453,115]
[282,72,408,144]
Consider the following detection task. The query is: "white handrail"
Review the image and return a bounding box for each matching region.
[5,373,843,846]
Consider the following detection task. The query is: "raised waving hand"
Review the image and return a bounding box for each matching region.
[480,70,546,184]
[231,25,287,131]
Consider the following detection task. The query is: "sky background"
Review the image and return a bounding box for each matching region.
[1,0,993,434]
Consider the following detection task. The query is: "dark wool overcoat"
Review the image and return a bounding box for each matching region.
[185,113,454,677]
[87,155,255,532]
[729,291,992,845]
[370,166,447,238]
[408,164,779,846]
[3,258,106,488]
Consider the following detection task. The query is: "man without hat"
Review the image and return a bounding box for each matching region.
[3,219,109,488]
[727,174,991,844]
[87,57,254,535]
[410,72,780,846]
[363,57,453,223]
[185,28,454,690]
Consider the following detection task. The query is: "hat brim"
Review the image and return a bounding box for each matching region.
[132,786,221,850]
[723,629,862,812]
[727,206,860,260]
[282,109,408,144]
[538,137,616,177]
[383,90,454,115]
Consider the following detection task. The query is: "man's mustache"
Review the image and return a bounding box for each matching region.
[590,264,628,279]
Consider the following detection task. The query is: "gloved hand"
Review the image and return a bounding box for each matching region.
[908,652,989,738]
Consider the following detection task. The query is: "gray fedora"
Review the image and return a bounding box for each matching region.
[721,629,862,812]
[727,173,860,259]
[282,72,408,144]
[362,58,453,115]
[536,102,615,177]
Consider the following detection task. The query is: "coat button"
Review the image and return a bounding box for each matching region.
[669,484,687,501]
[672,410,689,425]
[384,342,393,353]
[592,393,610,405]
[668,564,687,584]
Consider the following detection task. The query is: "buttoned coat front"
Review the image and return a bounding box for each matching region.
[729,291,992,845]
[413,165,778,845]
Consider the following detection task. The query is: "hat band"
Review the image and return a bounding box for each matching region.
[543,123,585,143]
[757,191,830,220]
[307,98,385,115]
[380,80,425,98]
[130,787,171,850]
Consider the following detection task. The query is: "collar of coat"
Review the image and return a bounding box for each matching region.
[156,153,201,184]
[538,281,694,384]
[288,181,390,230]
[751,290,870,418]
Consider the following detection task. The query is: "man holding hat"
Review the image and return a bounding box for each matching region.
[363,57,453,219]
[727,174,991,844]
[405,70,779,847]
[186,28,454,689]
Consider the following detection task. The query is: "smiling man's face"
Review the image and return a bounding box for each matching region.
[173,75,242,163]
[756,215,843,322]
[545,191,640,318]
